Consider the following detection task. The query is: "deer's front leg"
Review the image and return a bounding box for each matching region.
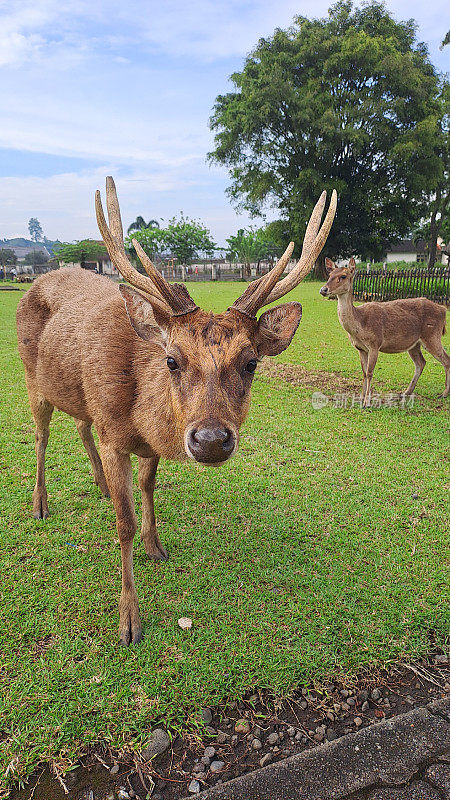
[100,445,142,646]
[138,456,168,560]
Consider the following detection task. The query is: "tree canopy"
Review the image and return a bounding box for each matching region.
[0,249,17,268]
[28,218,43,242]
[127,216,160,234]
[127,215,216,266]
[55,240,107,268]
[23,250,49,267]
[226,227,281,275]
[209,0,443,261]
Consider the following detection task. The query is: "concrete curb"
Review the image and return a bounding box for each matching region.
[185,698,450,800]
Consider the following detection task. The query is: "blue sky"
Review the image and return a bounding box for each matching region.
[0,0,448,247]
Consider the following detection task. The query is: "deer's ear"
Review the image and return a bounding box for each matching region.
[325,257,335,274]
[119,284,169,341]
[348,257,356,274]
[256,302,302,357]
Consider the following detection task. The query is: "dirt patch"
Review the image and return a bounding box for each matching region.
[258,361,366,394]
[8,654,449,800]
[31,635,57,660]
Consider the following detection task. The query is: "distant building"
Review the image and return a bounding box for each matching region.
[384,238,446,264]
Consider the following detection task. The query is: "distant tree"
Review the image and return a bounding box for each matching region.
[23,250,50,273]
[125,226,164,266]
[0,248,17,278]
[226,227,280,276]
[162,215,216,266]
[127,216,160,234]
[23,250,48,265]
[28,218,43,242]
[209,1,442,266]
[441,31,450,49]
[55,240,107,270]
[128,216,216,271]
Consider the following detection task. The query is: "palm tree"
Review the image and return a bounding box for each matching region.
[127,216,160,234]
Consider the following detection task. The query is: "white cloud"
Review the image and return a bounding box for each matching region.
[0,0,447,246]
[0,167,255,245]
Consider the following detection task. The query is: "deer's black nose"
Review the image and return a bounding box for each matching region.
[187,423,236,464]
[319,286,329,296]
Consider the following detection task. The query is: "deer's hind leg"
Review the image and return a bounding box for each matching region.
[138,456,167,560]
[405,343,426,395]
[357,349,368,401]
[75,419,110,497]
[26,377,54,519]
[362,348,379,408]
[420,333,450,398]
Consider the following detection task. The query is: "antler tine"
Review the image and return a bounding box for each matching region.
[100,176,198,315]
[105,176,125,252]
[95,186,171,310]
[231,242,295,317]
[262,190,337,306]
[301,190,327,257]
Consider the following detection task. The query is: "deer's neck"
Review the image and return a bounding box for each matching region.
[337,289,357,334]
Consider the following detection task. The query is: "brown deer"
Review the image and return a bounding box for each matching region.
[320,258,449,406]
[17,177,337,645]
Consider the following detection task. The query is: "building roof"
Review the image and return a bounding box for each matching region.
[387,239,426,254]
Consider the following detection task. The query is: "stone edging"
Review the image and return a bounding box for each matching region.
[185,698,450,800]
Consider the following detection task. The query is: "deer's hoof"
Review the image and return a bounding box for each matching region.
[33,493,49,519]
[119,628,143,647]
[118,594,143,646]
[143,537,168,561]
[147,546,168,561]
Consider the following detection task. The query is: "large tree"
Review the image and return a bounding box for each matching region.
[209,1,442,264]
[422,80,449,267]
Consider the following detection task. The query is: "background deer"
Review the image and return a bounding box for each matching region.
[17,177,336,645]
[320,258,449,406]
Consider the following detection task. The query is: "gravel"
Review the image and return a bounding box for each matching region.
[268,732,280,745]
[210,760,225,773]
[201,708,213,724]
[188,779,201,794]
[141,728,170,762]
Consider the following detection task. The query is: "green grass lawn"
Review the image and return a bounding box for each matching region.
[0,280,449,792]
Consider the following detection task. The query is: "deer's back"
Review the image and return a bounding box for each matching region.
[355,297,446,353]
[16,268,134,423]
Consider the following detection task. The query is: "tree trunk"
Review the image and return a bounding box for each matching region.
[428,196,439,268]
[311,252,326,279]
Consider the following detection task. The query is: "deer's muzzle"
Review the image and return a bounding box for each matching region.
[185,421,237,464]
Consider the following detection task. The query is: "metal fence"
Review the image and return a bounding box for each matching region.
[353,266,450,306]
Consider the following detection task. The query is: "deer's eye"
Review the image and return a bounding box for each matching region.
[167,357,179,371]
[245,359,257,374]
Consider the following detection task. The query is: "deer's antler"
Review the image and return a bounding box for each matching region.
[231,190,337,316]
[95,177,198,316]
